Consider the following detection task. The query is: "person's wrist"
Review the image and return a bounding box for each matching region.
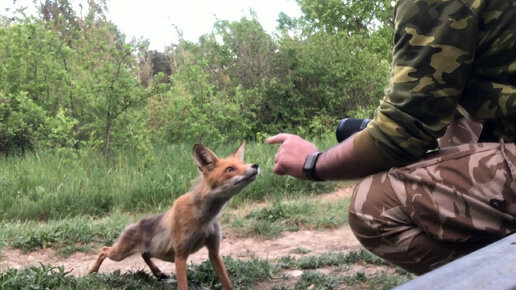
[302,151,324,181]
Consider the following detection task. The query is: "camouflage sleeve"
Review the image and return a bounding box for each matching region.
[355,0,478,165]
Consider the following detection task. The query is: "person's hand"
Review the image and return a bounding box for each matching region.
[266,133,318,179]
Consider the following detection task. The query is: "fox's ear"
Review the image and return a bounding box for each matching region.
[193,144,219,171]
[231,141,245,161]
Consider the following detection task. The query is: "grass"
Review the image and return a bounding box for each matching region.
[0,141,339,222]
[226,198,350,238]
[0,256,277,290]
[1,196,349,254]
[277,249,389,270]
[272,250,412,289]
[287,269,413,290]
[0,201,413,289]
[0,140,414,288]
[0,251,412,289]
[294,271,340,289]
[0,264,167,290]
[0,213,142,255]
[289,248,311,255]
[0,193,415,288]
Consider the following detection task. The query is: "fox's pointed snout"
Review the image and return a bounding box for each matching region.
[247,163,260,178]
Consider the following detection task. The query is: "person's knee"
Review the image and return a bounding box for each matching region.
[348,207,382,250]
[348,173,407,249]
[348,177,384,247]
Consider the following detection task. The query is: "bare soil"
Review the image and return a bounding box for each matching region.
[0,186,396,285]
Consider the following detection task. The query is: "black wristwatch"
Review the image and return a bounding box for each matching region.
[303,151,324,181]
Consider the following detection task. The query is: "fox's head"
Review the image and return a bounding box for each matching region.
[193,142,259,198]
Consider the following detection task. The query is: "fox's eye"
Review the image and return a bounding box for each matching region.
[225,167,234,173]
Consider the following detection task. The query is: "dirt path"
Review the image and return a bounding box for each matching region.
[0,187,362,277]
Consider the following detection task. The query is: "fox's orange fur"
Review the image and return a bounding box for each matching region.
[88,142,259,290]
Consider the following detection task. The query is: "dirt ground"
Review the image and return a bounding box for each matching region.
[0,187,381,281]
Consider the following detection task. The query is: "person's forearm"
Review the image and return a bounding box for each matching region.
[314,130,398,180]
[313,134,368,180]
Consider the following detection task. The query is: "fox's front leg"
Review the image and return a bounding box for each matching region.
[142,252,169,279]
[209,252,233,290]
[175,256,188,290]
[207,238,233,290]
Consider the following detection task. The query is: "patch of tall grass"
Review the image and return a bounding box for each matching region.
[0,141,340,221]
[227,198,350,238]
[0,213,140,255]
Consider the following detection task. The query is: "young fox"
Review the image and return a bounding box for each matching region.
[88,142,259,290]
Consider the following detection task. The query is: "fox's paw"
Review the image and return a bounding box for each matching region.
[154,271,170,280]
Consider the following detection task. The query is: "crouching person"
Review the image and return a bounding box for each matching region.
[267,0,516,275]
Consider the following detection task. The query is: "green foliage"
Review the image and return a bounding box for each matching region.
[0,265,168,289]
[186,256,278,289]
[233,198,349,238]
[0,142,337,222]
[367,271,414,290]
[291,270,403,289]
[152,63,253,144]
[0,213,134,254]
[0,5,151,158]
[278,249,388,270]
[294,271,338,289]
[0,257,278,290]
[259,32,389,135]
[0,252,410,289]
[0,91,48,154]
[296,0,394,35]
[0,91,78,154]
[0,1,393,154]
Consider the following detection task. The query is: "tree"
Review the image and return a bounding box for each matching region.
[213,14,276,89]
[257,32,390,135]
[0,0,151,157]
[296,0,394,35]
[289,0,395,59]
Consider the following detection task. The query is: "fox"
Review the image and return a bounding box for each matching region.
[88,142,259,290]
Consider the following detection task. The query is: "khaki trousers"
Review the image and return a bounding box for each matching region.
[349,140,516,275]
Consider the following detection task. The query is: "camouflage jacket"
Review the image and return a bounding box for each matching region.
[354,0,516,167]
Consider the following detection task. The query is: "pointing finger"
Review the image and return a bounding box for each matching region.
[266,133,292,145]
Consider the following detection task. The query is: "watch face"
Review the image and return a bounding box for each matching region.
[303,152,322,181]
[303,154,314,170]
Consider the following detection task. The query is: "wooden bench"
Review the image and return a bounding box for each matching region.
[394,233,516,290]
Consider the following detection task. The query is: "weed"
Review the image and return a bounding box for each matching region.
[289,247,311,255]
[342,271,367,285]
[294,271,338,289]
[367,271,413,289]
[278,249,389,270]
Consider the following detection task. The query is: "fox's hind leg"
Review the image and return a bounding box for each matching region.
[89,226,141,274]
[88,246,111,273]
[142,252,170,279]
